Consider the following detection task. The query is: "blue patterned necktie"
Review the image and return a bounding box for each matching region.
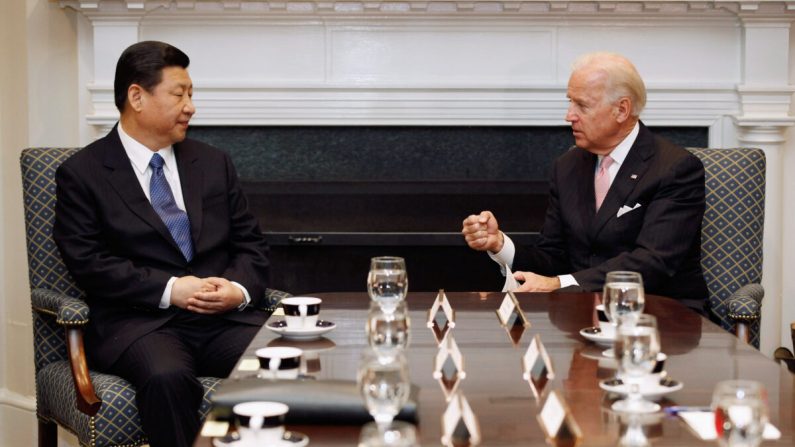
[149,153,194,261]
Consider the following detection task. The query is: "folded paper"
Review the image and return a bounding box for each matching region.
[523,334,555,401]
[537,390,582,447]
[502,264,519,292]
[428,290,456,344]
[442,391,481,446]
[678,411,781,441]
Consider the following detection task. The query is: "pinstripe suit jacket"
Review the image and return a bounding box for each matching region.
[514,122,708,304]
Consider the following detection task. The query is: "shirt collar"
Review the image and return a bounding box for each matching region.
[117,122,176,175]
[600,121,640,166]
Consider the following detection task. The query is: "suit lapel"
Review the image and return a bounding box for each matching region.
[175,142,203,246]
[589,123,655,238]
[102,126,185,255]
[574,149,598,228]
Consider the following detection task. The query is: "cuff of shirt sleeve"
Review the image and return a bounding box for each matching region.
[160,277,177,309]
[231,281,251,311]
[488,232,515,275]
[558,274,579,289]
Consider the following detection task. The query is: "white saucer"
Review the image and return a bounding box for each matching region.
[579,326,615,347]
[599,378,684,401]
[265,319,336,341]
[213,430,309,447]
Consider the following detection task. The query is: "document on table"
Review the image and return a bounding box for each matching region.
[678,411,781,440]
[502,263,519,292]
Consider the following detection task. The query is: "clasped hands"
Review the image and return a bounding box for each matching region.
[461,211,561,292]
[171,276,244,314]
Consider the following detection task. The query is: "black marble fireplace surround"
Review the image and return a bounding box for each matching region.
[188,126,708,294]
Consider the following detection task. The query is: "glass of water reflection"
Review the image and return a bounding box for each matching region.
[358,350,411,429]
[368,257,408,313]
[712,380,769,447]
[367,301,411,361]
[613,314,660,414]
[605,271,645,327]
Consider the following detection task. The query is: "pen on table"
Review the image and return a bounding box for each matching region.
[664,406,712,416]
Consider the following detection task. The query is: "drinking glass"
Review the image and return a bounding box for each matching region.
[368,257,408,313]
[358,350,411,428]
[358,421,418,447]
[605,271,645,327]
[712,380,769,447]
[612,314,660,413]
[603,271,645,357]
[367,301,411,361]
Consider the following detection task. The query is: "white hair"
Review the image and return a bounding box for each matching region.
[572,52,646,117]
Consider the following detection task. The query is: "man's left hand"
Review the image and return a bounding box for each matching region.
[513,271,561,292]
[187,277,244,314]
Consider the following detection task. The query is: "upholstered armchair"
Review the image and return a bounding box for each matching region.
[687,148,765,348]
[21,148,287,447]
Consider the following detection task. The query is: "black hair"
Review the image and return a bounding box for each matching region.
[113,41,190,113]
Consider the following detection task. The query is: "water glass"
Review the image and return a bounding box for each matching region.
[367,301,411,361]
[712,380,769,447]
[612,314,660,413]
[358,350,411,428]
[358,421,418,447]
[605,271,645,326]
[368,257,408,313]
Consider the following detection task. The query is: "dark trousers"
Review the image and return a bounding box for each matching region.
[108,311,260,447]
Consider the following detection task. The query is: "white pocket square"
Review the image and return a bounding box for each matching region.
[617,203,642,218]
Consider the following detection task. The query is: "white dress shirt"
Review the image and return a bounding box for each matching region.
[489,122,640,288]
[117,123,250,309]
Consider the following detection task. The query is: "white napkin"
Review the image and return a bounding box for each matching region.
[502,264,519,292]
[678,411,781,440]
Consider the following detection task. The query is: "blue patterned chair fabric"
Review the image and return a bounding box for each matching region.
[21,148,223,447]
[687,148,765,348]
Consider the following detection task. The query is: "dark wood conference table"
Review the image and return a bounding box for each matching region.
[195,292,795,446]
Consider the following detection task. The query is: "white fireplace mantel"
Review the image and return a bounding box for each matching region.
[60,0,795,354]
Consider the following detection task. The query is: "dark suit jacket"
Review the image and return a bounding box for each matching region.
[54,126,270,371]
[514,122,708,304]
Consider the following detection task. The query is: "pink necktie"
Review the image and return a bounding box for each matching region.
[594,155,614,212]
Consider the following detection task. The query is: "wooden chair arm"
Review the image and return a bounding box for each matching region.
[65,327,101,415]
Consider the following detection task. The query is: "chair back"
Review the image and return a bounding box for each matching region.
[688,148,765,347]
[20,148,83,372]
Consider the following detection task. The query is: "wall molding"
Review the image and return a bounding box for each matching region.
[0,388,36,413]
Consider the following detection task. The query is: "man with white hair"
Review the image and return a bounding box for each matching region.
[462,52,708,313]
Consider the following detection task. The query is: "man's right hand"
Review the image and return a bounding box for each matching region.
[462,211,504,253]
[170,275,208,309]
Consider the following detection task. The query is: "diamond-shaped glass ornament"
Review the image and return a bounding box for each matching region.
[428,289,456,344]
[433,333,466,400]
[495,292,530,345]
[441,391,481,446]
[523,334,555,402]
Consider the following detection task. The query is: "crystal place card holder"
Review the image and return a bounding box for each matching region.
[495,291,530,345]
[428,289,456,344]
[441,391,481,446]
[537,390,582,447]
[523,334,555,402]
[433,333,466,399]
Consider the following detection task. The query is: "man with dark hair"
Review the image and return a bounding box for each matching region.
[54,41,270,446]
[462,52,708,313]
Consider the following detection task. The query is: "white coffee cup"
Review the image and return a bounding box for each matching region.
[282,297,322,330]
[619,352,668,391]
[255,347,303,379]
[233,401,288,445]
[595,304,615,338]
